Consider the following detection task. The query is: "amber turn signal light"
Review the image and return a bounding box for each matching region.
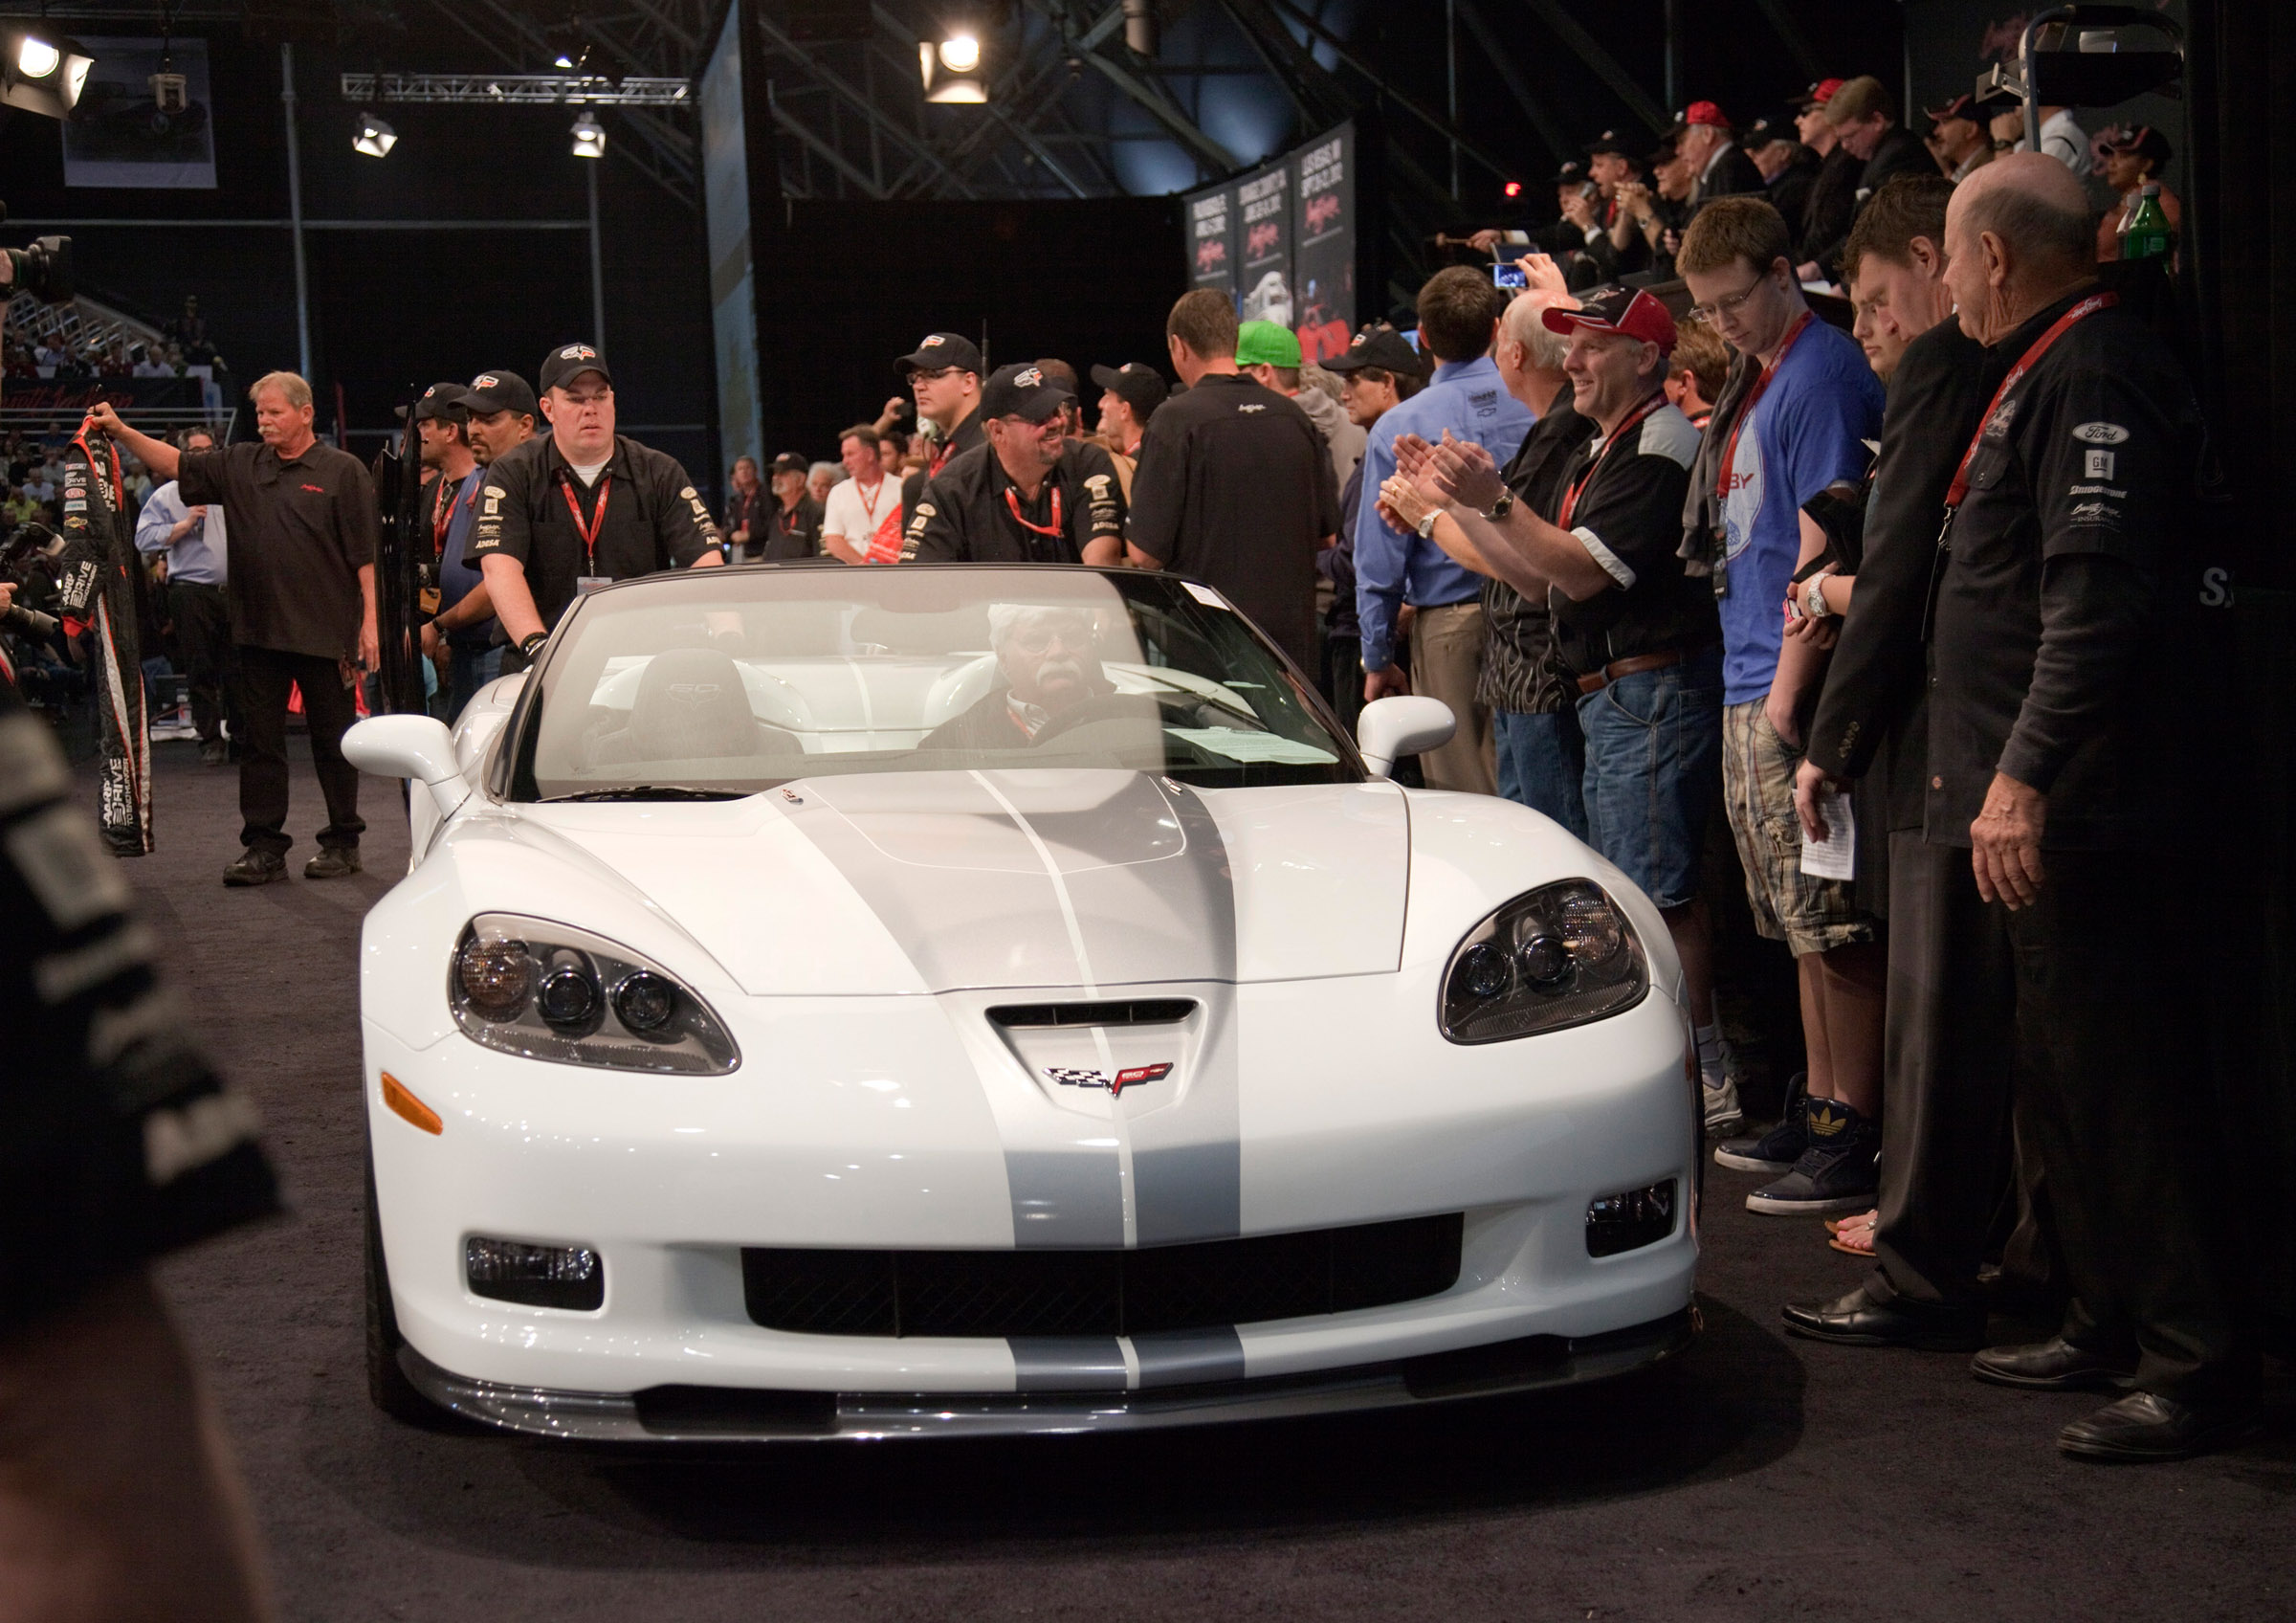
[381,1072,443,1135]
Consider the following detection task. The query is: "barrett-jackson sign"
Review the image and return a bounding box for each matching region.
[1181,121,1356,363]
[1,377,210,411]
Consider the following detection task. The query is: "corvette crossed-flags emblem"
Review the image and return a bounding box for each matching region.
[1045,1063,1173,1097]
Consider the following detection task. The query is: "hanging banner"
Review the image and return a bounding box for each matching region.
[1181,121,1356,360]
[62,38,217,189]
[699,3,762,495]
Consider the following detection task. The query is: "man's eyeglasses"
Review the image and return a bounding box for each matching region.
[1688,276,1772,324]
[910,367,962,384]
[1007,621,1094,656]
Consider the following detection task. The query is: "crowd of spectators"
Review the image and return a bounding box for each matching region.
[703,80,2236,1463]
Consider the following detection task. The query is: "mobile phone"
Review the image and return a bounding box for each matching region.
[1491,262,1527,289]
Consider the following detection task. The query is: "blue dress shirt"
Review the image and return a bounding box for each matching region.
[133,479,228,586]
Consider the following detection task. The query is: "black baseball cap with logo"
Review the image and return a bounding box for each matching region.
[405,382,468,423]
[462,369,538,418]
[538,342,612,394]
[1090,362,1165,421]
[1321,325,1430,378]
[980,362,1072,424]
[769,452,808,478]
[896,331,984,376]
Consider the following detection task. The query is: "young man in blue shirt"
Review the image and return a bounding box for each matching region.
[1354,267,1535,793]
[1680,197,1886,1210]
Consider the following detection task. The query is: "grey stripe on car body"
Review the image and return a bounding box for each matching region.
[782,769,1244,1249]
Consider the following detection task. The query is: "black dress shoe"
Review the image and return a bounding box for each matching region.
[222,848,286,887]
[1782,1287,1986,1350]
[2058,1391,2261,1462]
[1971,1335,2137,1392]
[303,846,363,879]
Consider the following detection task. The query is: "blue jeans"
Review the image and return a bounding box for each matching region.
[1576,646,1723,910]
[1492,706,1588,840]
[445,642,503,723]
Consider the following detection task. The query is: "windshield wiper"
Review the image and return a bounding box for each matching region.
[541,786,748,803]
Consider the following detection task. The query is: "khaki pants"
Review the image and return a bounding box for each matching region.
[1408,600,1495,794]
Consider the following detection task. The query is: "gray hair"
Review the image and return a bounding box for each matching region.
[1960,182,2091,272]
[1502,291,1573,372]
[249,370,313,410]
[806,460,840,484]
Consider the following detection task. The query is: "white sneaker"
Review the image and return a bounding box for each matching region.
[1702,1074,1743,1137]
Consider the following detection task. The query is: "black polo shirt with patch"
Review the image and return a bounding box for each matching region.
[466,433,719,632]
[899,441,1123,566]
[1124,371,1338,673]
[761,494,825,561]
[176,439,377,658]
[1925,292,2200,850]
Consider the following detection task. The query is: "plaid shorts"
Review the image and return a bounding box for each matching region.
[1721,699,1877,957]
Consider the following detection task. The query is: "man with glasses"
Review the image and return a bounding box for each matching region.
[922,603,1116,749]
[895,331,986,522]
[466,343,723,674]
[900,364,1123,567]
[1679,197,1887,1198]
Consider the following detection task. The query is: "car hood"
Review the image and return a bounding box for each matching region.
[522,769,1410,996]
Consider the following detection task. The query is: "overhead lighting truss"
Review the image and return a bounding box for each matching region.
[339,73,693,106]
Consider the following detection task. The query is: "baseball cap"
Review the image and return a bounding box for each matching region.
[980,362,1072,424]
[1090,361,1165,421]
[1925,93,1979,126]
[409,381,468,423]
[1549,157,1587,188]
[1541,285,1677,355]
[1824,76,1896,127]
[462,369,538,418]
[769,452,808,478]
[1235,320,1303,368]
[1741,117,1789,151]
[1645,133,1682,169]
[538,343,611,393]
[2104,123,2173,167]
[1320,325,1431,378]
[1667,100,1732,137]
[895,331,984,376]
[1583,128,1632,159]
[1792,78,1846,111]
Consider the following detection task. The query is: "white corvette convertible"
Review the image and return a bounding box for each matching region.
[346,563,1697,1441]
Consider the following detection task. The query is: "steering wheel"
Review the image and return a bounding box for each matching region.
[1026,691,1192,746]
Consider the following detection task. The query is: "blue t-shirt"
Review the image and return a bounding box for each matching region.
[433,468,496,650]
[1716,318,1882,704]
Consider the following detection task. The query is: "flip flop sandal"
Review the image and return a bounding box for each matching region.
[1829,1229,1876,1256]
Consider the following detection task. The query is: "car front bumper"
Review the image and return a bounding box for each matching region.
[399,1305,1696,1442]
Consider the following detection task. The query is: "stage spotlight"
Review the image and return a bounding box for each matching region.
[555,55,575,69]
[2,29,95,119]
[919,27,986,102]
[354,113,398,158]
[570,112,606,158]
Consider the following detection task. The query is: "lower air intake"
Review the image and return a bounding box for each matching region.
[741,1214,1464,1339]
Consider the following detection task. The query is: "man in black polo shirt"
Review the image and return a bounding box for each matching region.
[758,453,825,561]
[1126,290,1337,674]
[899,364,1123,566]
[91,371,380,886]
[468,343,722,670]
[1812,155,2246,1460]
[1401,287,1730,1124]
[896,331,986,521]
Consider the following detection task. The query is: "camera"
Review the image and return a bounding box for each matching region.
[0,202,75,303]
[1491,262,1528,290]
[0,522,66,647]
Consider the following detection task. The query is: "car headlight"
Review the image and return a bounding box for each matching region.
[449,913,740,1074]
[1440,879,1648,1043]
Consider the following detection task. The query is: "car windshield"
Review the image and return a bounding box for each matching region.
[505,566,1359,800]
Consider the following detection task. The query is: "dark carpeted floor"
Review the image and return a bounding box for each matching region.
[99,737,2294,1621]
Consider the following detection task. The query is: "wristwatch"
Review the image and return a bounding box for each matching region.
[1414,507,1441,541]
[1482,488,1515,522]
[1804,576,1834,619]
[519,631,549,658]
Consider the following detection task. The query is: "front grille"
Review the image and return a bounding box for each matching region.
[741,1214,1464,1339]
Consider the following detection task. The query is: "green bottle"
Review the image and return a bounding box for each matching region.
[2121,181,2172,262]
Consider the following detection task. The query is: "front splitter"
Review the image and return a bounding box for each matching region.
[399,1306,1696,1443]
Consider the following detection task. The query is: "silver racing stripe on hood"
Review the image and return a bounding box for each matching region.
[781,769,1243,1247]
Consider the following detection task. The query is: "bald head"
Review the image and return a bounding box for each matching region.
[1503,289,1576,372]
[1942,151,2100,345]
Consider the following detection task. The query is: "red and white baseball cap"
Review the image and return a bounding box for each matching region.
[1541,286,1678,355]
[1793,78,1846,110]
[1673,100,1732,133]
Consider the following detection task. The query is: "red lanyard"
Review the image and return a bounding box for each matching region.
[1559,390,1667,528]
[1942,291,2117,513]
[559,471,611,566]
[1715,310,1812,503]
[1002,482,1064,538]
[430,476,470,549]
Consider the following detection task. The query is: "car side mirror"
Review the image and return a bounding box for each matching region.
[1357,695,1455,779]
[344,714,470,820]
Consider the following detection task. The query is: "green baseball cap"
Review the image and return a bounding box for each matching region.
[1235,319,1303,368]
